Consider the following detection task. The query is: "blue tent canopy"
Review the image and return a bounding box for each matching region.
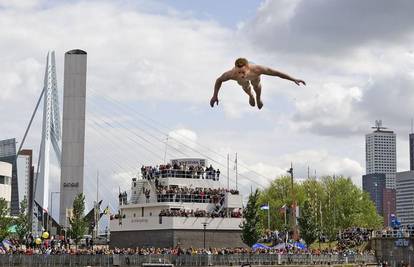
[293,242,307,249]
[252,243,271,250]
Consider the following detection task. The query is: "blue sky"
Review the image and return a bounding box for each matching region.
[1,0,414,216]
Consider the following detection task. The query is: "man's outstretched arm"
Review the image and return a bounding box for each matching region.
[257,65,306,86]
[210,71,231,107]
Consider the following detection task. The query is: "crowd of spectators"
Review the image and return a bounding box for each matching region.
[375,225,414,238]
[336,228,372,250]
[141,163,220,180]
[259,230,289,246]
[159,208,242,218]
[155,184,239,203]
[0,242,374,256]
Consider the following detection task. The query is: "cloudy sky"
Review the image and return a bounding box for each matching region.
[1,0,414,216]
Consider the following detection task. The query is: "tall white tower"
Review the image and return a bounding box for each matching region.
[365,120,397,189]
[38,51,62,213]
[59,49,87,228]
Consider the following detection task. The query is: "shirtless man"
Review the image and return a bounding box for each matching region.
[210,58,306,109]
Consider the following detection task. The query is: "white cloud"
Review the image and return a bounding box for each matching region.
[2,0,413,212]
[291,83,365,135]
[167,128,198,156]
[0,0,43,9]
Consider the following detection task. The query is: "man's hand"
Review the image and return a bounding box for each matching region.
[294,79,306,86]
[210,96,219,107]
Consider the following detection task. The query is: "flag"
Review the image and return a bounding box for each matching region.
[104,206,110,215]
[279,204,288,214]
[260,204,269,210]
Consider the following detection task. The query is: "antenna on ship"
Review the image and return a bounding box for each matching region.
[227,154,230,192]
[163,136,169,164]
[227,153,230,218]
[235,153,238,191]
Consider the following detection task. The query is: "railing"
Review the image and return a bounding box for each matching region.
[157,193,226,203]
[142,169,220,180]
[373,229,414,238]
[0,253,377,266]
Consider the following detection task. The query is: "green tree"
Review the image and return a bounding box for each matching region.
[68,193,88,246]
[298,201,319,246]
[260,174,383,246]
[0,198,13,241]
[320,176,338,243]
[351,192,383,227]
[240,189,262,247]
[258,176,306,231]
[15,196,30,241]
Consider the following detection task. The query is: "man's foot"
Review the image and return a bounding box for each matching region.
[249,95,255,107]
[257,99,263,109]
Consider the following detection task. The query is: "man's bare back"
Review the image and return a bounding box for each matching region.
[210,58,306,109]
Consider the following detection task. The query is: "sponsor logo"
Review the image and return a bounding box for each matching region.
[63,182,79,188]
[395,239,409,247]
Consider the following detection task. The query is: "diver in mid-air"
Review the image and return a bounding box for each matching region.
[210,58,306,109]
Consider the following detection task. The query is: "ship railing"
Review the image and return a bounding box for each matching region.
[142,169,220,180]
[156,193,225,204]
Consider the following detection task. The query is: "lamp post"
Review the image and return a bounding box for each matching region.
[287,163,297,239]
[202,222,208,249]
[374,182,378,214]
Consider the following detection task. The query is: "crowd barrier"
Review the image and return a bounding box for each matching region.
[0,253,376,266]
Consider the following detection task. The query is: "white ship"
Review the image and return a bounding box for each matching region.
[109,158,245,248]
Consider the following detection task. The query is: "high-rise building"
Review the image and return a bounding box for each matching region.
[396,171,414,226]
[409,133,414,171]
[60,49,87,228]
[17,150,34,204]
[382,188,396,227]
[0,161,12,209]
[16,149,34,228]
[0,138,19,215]
[362,173,386,215]
[365,120,397,189]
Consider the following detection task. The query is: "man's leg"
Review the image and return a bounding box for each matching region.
[252,79,263,109]
[238,81,255,107]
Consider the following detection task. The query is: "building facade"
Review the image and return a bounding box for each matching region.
[60,49,87,228]
[362,173,386,215]
[396,171,414,226]
[17,150,34,205]
[409,133,414,171]
[382,188,396,227]
[17,149,35,231]
[0,138,19,215]
[0,161,12,209]
[365,126,397,189]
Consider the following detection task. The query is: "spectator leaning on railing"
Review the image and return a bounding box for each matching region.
[140,163,221,180]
